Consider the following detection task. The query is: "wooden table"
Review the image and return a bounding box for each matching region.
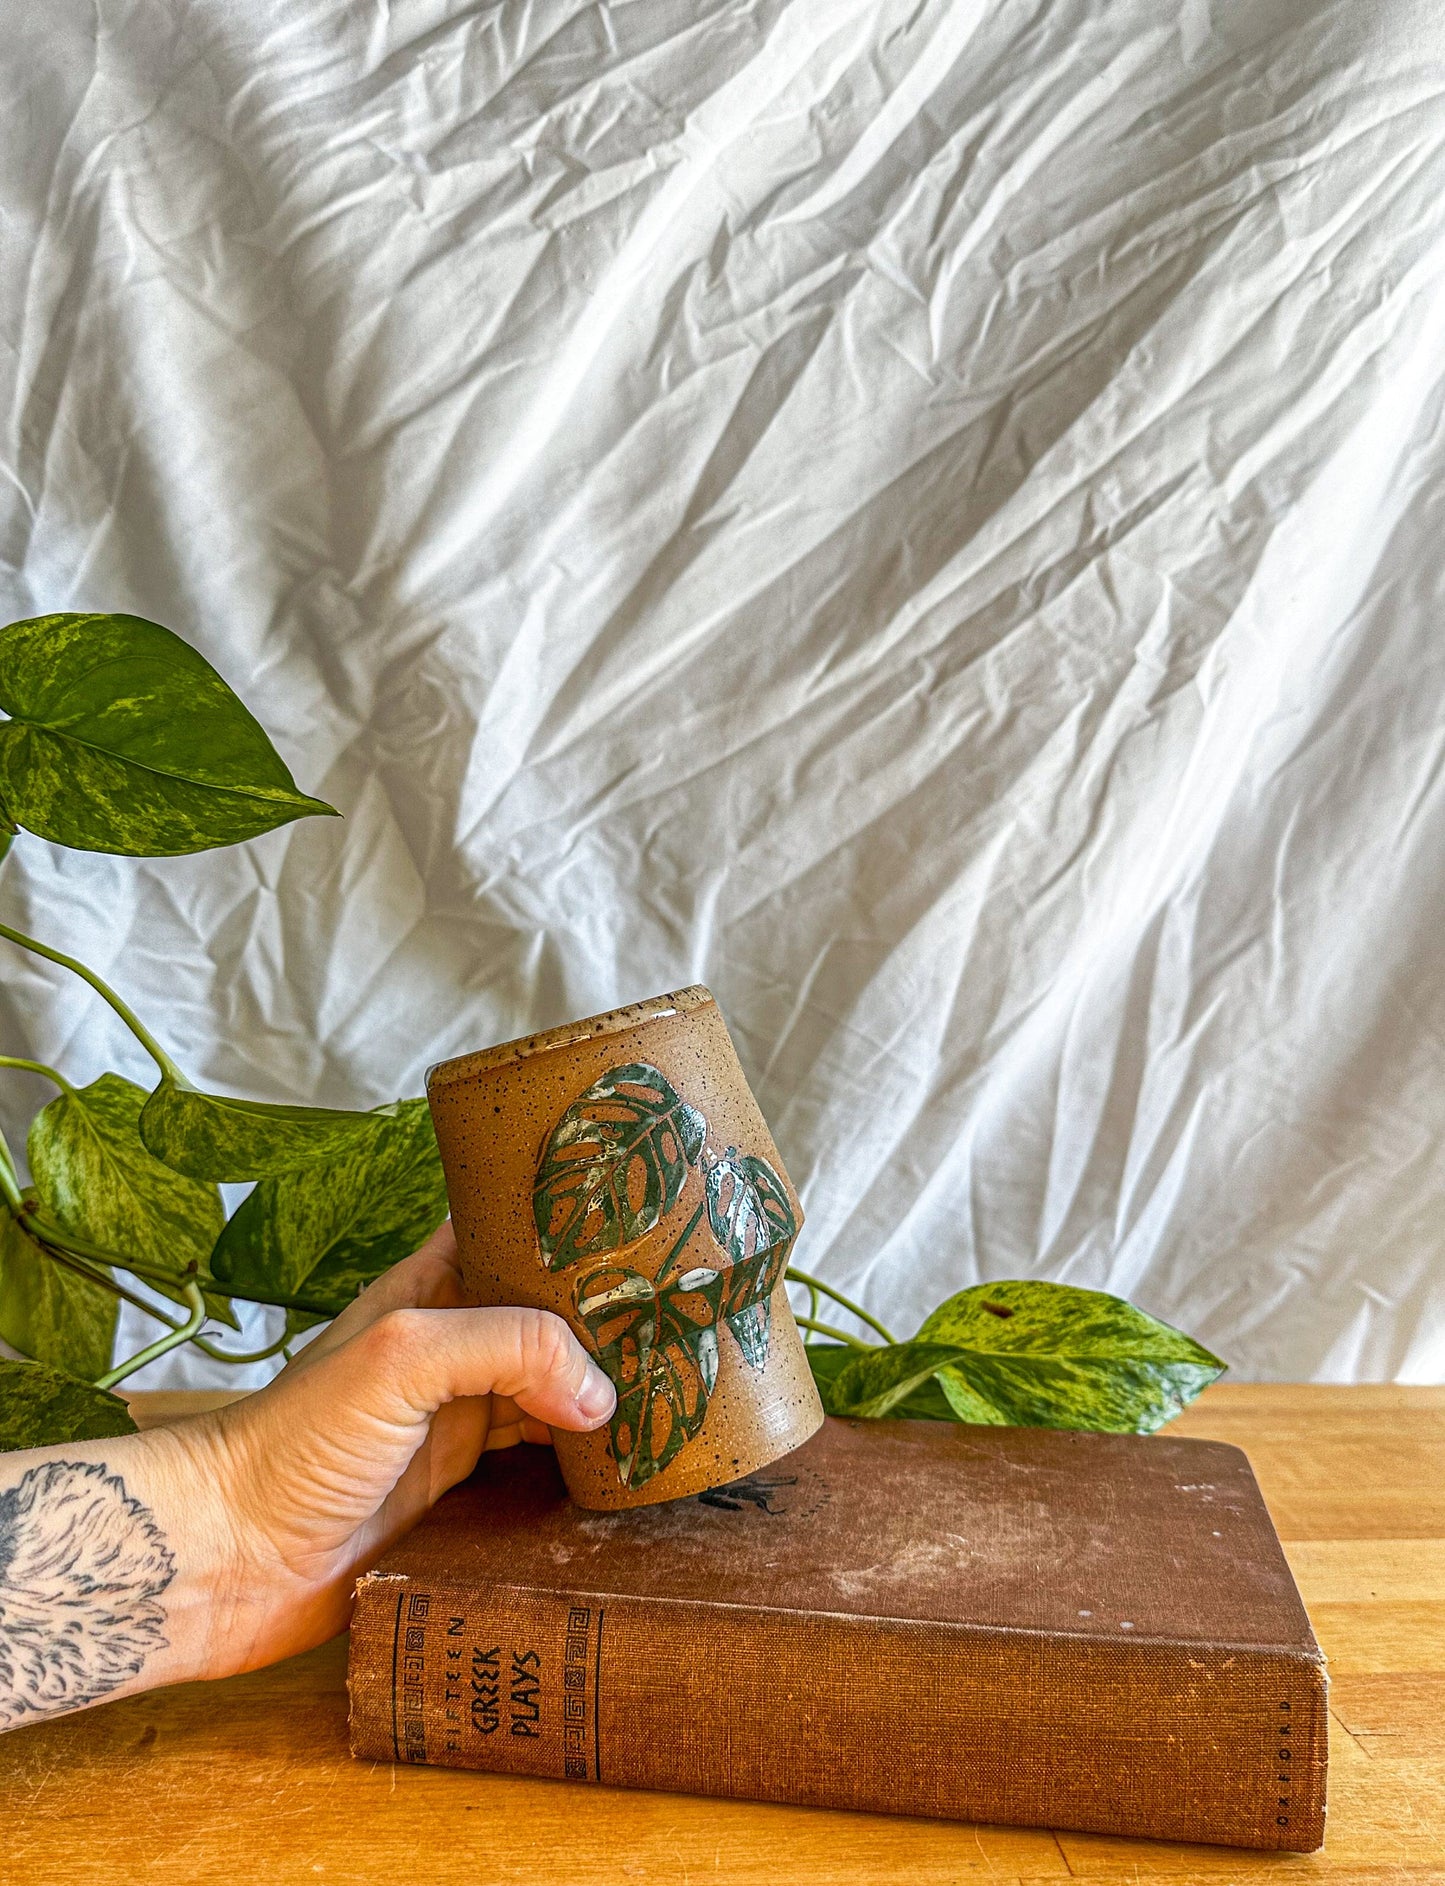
[2,1384,1441,1883]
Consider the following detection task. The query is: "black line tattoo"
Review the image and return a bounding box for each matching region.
[0,1460,175,1728]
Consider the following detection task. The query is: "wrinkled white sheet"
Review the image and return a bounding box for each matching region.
[2,0,1443,1387]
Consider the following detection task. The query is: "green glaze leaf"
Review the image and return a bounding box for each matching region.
[139,1078,386,1182]
[705,1150,797,1373]
[534,1064,705,1271]
[704,1149,796,1263]
[211,1099,448,1316]
[27,1073,236,1328]
[724,1298,772,1371]
[0,1359,137,1450]
[719,1239,793,1372]
[916,1280,1226,1432]
[575,1260,723,1489]
[0,1207,118,1379]
[804,1341,957,1420]
[0,612,337,855]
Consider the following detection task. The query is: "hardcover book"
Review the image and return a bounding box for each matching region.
[347,1417,1327,1850]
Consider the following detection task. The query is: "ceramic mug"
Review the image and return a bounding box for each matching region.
[426,986,824,1510]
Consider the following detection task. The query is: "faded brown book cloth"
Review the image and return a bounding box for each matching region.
[350,1418,1326,1849]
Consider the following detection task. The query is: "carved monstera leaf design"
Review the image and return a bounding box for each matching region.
[576,1261,724,1489]
[533,1063,705,1270]
[544,1066,802,1485]
[705,1148,796,1262]
[705,1150,798,1372]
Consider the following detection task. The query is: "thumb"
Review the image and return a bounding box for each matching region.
[347,1304,616,1432]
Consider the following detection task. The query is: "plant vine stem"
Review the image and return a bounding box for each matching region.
[0,1122,22,1211]
[13,1209,341,1318]
[190,1278,338,1318]
[785,1266,896,1344]
[793,1314,872,1349]
[17,1211,204,1291]
[0,1053,77,1097]
[38,1238,185,1330]
[0,1130,153,1317]
[190,1329,291,1366]
[0,920,185,1083]
[96,1277,206,1391]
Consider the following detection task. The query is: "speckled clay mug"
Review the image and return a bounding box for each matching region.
[426,987,824,1511]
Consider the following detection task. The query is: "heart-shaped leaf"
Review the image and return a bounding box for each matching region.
[534,1063,705,1271]
[915,1280,1226,1431]
[0,1359,137,1450]
[140,1079,386,1182]
[818,1338,1013,1421]
[28,1073,236,1327]
[0,1206,118,1380]
[803,1341,957,1420]
[0,613,337,856]
[210,1099,448,1315]
[575,1260,723,1489]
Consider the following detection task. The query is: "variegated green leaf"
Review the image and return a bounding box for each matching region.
[27,1073,236,1327]
[0,613,337,856]
[0,1206,117,1380]
[817,1340,1006,1421]
[575,1260,723,1489]
[210,1099,448,1315]
[534,1063,705,1271]
[283,1306,328,1343]
[0,1359,137,1450]
[916,1280,1225,1431]
[805,1340,960,1420]
[139,1078,385,1182]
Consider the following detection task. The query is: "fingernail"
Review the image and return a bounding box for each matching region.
[577,1362,616,1423]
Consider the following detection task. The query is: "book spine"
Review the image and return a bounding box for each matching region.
[347,1573,1327,1851]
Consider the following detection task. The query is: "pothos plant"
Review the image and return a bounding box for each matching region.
[0,612,1226,1466]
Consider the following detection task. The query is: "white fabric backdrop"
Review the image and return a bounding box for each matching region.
[2,0,1443,1387]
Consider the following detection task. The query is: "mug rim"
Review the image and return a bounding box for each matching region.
[425,984,714,1090]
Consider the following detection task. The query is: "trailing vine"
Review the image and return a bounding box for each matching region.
[0,612,1224,1452]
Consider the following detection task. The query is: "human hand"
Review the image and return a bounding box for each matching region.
[0,1221,615,1728]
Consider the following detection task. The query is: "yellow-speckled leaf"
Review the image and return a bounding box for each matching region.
[916,1279,1225,1432]
[0,1359,136,1449]
[0,1207,117,1379]
[210,1099,448,1316]
[817,1339,1008,1421]
[27,1073,236,1328]
[0,613,336,856]
[803,1341,959,1420]
[139,1078,385,1182]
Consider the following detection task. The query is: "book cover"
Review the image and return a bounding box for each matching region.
[348,1417,1326,1850]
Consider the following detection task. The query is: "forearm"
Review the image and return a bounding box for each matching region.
[0,1420,232,1730]
[0,1232,615,1735]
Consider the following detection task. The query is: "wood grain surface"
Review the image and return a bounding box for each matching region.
[1,1383,1441,1883]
